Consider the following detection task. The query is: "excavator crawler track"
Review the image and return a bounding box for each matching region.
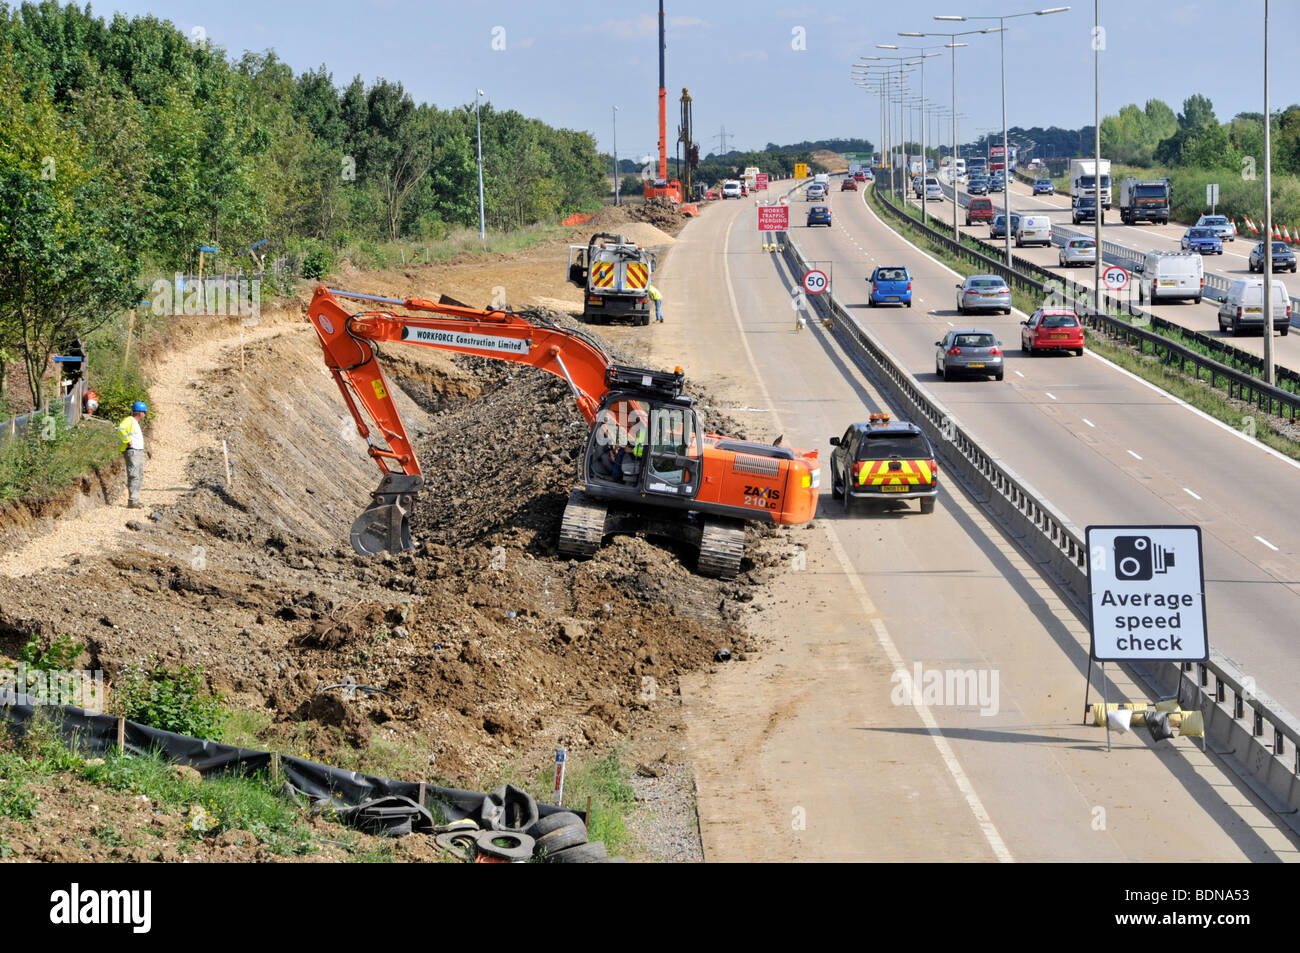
[558,491,607,558]
[697,519,746,579]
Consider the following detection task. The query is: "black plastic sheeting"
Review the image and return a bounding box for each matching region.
[1,702,577,833]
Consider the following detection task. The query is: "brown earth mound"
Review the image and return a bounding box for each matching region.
[0,306,783,785]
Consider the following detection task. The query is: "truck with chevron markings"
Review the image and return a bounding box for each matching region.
[567,233,658,325]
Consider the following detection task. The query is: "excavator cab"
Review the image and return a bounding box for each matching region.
[585,396,702,499]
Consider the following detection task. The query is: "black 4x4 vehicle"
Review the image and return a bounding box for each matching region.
[828,414,939,515]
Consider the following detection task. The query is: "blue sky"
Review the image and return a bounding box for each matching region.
[103,1,1298,161]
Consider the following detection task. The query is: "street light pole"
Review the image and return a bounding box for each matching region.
[936,8,1070,264]
[878,45,942,225]
[476,88,487,249]
[612,105,620,207]
[1093,0,1102,312]
[1263,0,1275,383]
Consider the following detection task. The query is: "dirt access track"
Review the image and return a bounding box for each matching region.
[0,201,787,822]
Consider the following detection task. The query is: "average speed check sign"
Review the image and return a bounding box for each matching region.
[803,269,828,295]
[1102,265,1129,291]
[1086,525,1208,662]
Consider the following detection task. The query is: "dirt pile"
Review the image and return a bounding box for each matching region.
[629,197,688,236]
[0,305,786,784]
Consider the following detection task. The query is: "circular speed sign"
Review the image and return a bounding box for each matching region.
[803,269,828,295]
[1102,265,1129,291]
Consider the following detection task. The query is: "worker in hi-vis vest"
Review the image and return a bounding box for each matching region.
[117,400,148,509]
[647,284,664,323]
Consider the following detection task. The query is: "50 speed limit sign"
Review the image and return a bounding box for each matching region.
[803,269,828,295]
[1102,265,1129,291]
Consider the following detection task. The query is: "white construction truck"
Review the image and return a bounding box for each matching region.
[1070,158,1112,209]
[567,233,657,325]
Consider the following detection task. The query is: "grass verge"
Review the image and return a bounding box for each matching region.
[866,185,1300,459]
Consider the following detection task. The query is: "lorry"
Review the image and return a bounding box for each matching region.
[307,286,820,576]
[567,233,657,325]
[966,156,988,179]
[743,166,760,191]
[1118,177,1170,225]
[1070,158,1112,209]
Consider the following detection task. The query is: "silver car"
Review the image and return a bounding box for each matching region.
[1058,237,1097,268]
[1195,214,1236,242]
[935,329,1005,381]
[955,275,1012,315]
[806,183,827,200]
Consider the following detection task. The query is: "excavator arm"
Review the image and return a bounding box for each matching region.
[308,286,621,554]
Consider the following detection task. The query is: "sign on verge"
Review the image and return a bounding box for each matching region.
[1086,525,1208,662]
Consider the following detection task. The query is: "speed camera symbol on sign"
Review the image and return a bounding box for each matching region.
[803,270,828,295]
[1102,265,1129,291]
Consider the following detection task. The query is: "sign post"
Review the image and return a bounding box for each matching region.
[1085,525,1208,750]
[1206,183,1219,215]
[802,269,828,295]
[755,172,769,191]
[794,162,809,179]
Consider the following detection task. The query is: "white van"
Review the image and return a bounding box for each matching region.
[1137,250,1203,305]
[1014,214,1052,247]
[1217,278,1291,336]
[954,158,967,178]
[813,173,830,189]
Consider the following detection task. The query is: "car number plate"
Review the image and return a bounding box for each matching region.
[880,485,908,493]
[967,362,985,368]
[1159,280,1174,286]
[1051,333,1069,339]
[981,293,995,297]
[1245,307,1261,314]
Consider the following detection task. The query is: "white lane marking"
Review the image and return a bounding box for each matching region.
[1082,418,1095,427]
[720,211,1014,865]
[1014,370,1024,378]
[1183,487,1202,500]
[1256,535,1279,551]
[1081,349,1300,474]
[1045,392,1057,401]
[947,321,954,326]
[1127,449,1143,460]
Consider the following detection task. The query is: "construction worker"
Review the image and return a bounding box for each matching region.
[117,400,148,509]
[647,284,664,323]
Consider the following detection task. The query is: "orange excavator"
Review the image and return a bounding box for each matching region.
[308,286,819,577]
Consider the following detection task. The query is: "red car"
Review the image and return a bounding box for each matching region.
[1021,308,1084,356]
[840,178,858,191]
[854,170,867,181]
[965,197,995,226]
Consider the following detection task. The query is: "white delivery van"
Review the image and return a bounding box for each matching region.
[1014,214,1052,247]
[813,173,830,189]
[1217,278,1292,336]
[1137,250,1203,305]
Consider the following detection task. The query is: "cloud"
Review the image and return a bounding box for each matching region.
[515,37,534,49]
[668,16,706,28]
[585,15,657,39]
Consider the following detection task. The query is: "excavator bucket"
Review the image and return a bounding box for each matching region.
[350,473,424,555]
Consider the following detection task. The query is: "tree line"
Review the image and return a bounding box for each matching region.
[0,1,607,410]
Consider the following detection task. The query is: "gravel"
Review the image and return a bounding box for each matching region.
[625,758,704,862]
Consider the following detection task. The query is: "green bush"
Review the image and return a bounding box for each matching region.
[294,239,333,280]
[93,365,151,425]
[112,662,227,740]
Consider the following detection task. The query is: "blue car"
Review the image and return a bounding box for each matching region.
[807,205,832,227]
[868,265,912,308]
[1181,226,1223,255]
[1032,177,1055,195]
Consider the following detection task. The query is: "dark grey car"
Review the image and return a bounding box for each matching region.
[935,328,1005,381]
[1248,241,1298,273]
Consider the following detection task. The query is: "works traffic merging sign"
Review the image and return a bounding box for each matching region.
[755,172,769,190]
[1086,525,1207,662]
[794,162,809,179]
[757,204,789,231]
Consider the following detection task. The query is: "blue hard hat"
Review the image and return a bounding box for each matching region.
[132,401,148,413]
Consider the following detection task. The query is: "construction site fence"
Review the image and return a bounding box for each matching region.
[0,701,573,829]
[0,379,86,445]
[775,199,1300,832]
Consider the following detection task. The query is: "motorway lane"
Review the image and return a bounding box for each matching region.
[985,179,1300,365]
[649,191,1297,861]
[791,181,1300,716]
